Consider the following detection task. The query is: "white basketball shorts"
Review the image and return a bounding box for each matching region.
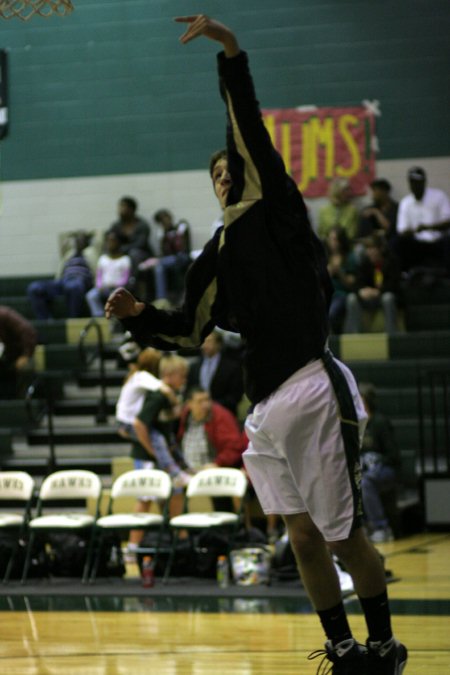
[243,353,367,542]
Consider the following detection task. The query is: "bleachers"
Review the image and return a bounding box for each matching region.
[1,274,450,537]
[330,331,450,491]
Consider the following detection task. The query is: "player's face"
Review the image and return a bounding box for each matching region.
[212,158,232,210]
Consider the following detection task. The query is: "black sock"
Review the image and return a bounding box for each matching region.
[359,590,393,644]
[317,602,353,646]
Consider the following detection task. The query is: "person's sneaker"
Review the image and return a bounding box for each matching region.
[308,638,367,673]
[370,527,394,543]
[367,637,408,674]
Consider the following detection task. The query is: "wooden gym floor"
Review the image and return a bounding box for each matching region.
[1,532,449,674]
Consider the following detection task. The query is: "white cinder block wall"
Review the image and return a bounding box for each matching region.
[0,156,448,277]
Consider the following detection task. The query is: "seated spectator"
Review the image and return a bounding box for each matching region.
[344,234,401,335]
[177,387,247,513]
[108,196,153,279]
[116,345,177,431]
[86,231,132,317]
[324,226,358,334]
[358,178,398,245]
[124,354,191,553]
[186,329,244,416]
[27,231,94,320]
[0,305,38,398]
[359,382,401,543]
[58,228,102,273]
[318,178,359,242]
[138,208,192,304]
[177,387,246,472]
[396,167,450,273]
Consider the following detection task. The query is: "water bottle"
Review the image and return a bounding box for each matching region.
[216,555,229,588]
[141,555,155,588]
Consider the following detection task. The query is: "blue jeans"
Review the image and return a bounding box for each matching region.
[118,423,179,475]
[361,463,396,530]
[28,278,88,319]
[86,287,112,317]
[153,253,190,299]
[345,292,398,334]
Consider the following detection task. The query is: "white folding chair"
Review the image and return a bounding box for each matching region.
[163,467,248,583]
[89,468,172,582]
[0,471,35,583]
[21,469,102,584]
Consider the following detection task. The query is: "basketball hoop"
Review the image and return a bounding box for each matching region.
[0,0,74,20]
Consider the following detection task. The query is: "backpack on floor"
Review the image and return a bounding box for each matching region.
[0,532,49,579]
[47,532,125,578]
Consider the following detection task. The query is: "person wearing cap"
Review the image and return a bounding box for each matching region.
[396,167,450,272]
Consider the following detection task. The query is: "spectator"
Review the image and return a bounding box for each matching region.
[186,329,244,416]
[0,305,37,398]
[86,231,132,317]
[177,387,246,472]
[324,226,358,334]
[177,386,247,514]
[116,346,177,428]
[318,178,359,243]
[27,231,93,320]
[359,382,401,543]
[109,196,153,277]
[126,354,191,553]
[396,166,450,273]
[358,179,398,245]
[345,234,401,335]
[138,209,192,304]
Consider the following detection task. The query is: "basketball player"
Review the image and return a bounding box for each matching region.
[105,15,407,674]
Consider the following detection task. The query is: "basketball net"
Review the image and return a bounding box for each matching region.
[0,0,73,20]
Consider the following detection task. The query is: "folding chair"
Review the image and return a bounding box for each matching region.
[89,468,172,582]
[163,467,248,584]
[0,471,35,583]
[21,469,102,584]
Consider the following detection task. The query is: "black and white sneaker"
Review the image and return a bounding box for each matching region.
[367,637,407,674]
[308,638,367,674]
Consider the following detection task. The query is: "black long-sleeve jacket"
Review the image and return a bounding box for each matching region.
[123,50,332,405]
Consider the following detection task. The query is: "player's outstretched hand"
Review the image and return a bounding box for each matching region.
[174,15,240,57]
[104,287,145,320]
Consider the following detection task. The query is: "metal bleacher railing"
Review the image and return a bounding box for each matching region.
[78,318,109,425]
[417,368,450,527]
[25,376,56,474]
[417,369,450,476]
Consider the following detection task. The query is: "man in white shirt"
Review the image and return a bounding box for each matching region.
[396,167,450,272]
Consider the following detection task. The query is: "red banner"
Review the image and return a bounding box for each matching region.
[262,106,376,198]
